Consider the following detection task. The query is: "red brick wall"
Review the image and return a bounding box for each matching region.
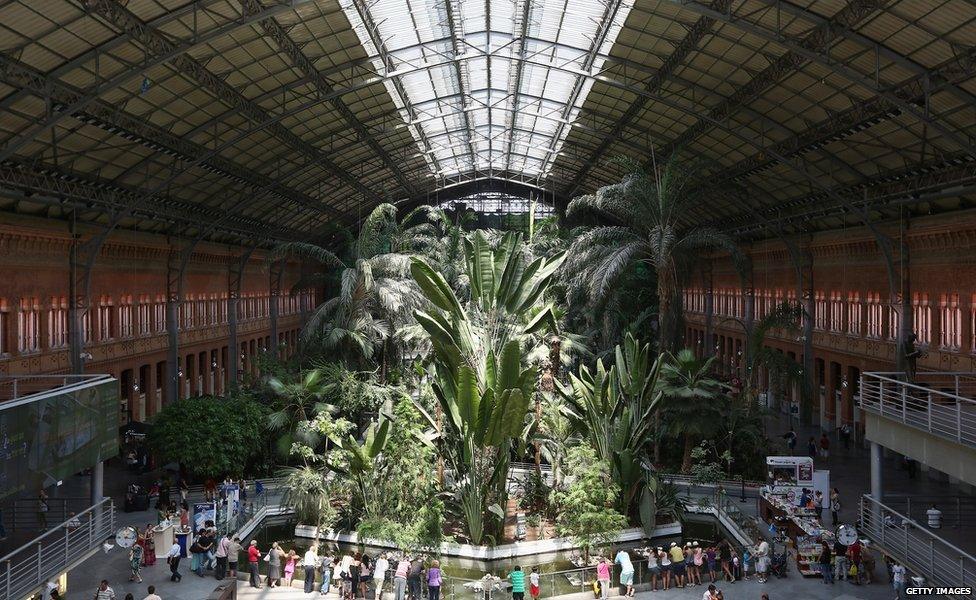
[0,214,316,422]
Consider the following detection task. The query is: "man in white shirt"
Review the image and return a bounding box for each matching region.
[214,534,230,580]
[142,585,162,600]
[166,542,183,582]
[927,504,942,529]
[755,540,770,583]
[66,512,81,531]
[94,580,116,600]
[374,553,390,600]
[303,544,319,594]
[892,562,907,599]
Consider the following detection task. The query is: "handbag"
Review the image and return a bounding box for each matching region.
[264,552,272,563]
[848,564,858,577]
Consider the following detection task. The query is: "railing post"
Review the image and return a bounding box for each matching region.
[930,540,935,579]
[65,522,70,566]
[954,375,960,398]
[958,400,963,442]
[879,380,885,415]
[5,559,11,598]
[960,556,965,587]
[902,384,907,422]
[955,497,961,529]
[908,498,912,522]
[928,396,933,432]
[36,540,43,583]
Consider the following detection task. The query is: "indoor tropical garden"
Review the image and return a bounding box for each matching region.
[148,161,797,589]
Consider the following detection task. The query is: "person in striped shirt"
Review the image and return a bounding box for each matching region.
[509,565,526,600]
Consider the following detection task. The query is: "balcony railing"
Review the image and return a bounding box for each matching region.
[0,374,114,403]
[860,495,976,598]
[0,498,116,600]
[859,372,976,448]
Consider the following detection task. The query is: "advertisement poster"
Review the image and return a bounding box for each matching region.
[192,502,216,532]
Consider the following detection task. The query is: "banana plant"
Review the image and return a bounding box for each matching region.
[408,232,564,544]
[327,418,391,514]
[559,333,663,533]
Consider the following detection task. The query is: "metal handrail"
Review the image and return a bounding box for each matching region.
[0,498,116,600]
[3,497,93,532]
[859,495,976,597]
[0,374,115,404]
[859,372,976,447]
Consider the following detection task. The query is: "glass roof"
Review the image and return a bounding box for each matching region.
[342,0,633,180]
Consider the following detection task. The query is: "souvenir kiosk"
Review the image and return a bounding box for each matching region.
[759,456,833,577]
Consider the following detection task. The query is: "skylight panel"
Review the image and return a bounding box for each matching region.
[341,0,633,181]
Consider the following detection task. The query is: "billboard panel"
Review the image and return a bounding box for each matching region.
[0,379,118,500]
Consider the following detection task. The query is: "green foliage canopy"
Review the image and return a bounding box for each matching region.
[149,395,268,479]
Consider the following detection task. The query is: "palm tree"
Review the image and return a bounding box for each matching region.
[564,157,740,353]
[659,349,726,473]
[267,369,334,457]
[273,204,425,369]
[531,393,578,488]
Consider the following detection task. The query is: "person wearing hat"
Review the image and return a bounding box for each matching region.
[669,542,686,588]
[659,547,672,591]
[691,541,704,586]
[647,546,662,591]
[683,543,696,587]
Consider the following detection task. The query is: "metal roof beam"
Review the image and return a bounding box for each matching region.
[0,0,318,162]
[719,153,976,236]
[84,0,382,205]
[348,0,443,175]
[651,0,975,166]
[537,0,629,177]
[443,0,480,170]
[239,0,417,195]
[0,53,341,223]
[501,0,534,175]
[0,161,307,243]
[561,0,730,198]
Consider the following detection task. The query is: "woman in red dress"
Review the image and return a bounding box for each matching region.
[142,524,157,566]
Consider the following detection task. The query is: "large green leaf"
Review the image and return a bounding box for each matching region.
[456,365,481,429]
[410,258,462,315]
[496,340,522,393]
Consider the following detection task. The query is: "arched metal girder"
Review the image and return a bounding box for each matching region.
[561,0,733,197]
[2,0,383,206]
[238,0,417,196]
[644,0,975,170]
[228,244,259,388]
[269,258,286,361]
[0,54,338,229]
[0,0,315,159]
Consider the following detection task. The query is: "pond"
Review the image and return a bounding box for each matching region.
[240,517,728,598]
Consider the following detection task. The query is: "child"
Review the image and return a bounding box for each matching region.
[283,550,297,588]
[529,566,540,600]
[705,546,717,583]
[742,548,753,580]
[509,565,526,600]
[731,554,741,581]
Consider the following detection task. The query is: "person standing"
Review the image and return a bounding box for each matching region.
[426,559,442,600]
[303,544,319,593]
[374,553,389,600]
[755,539,770,584]
[227,536,242,579]
[840,423,851,450]
[129,542,144,583]
[393,555,410,600]
[94,580,116,600]
[248,540,262,588]
[615,547,635,597]
[529,566,541,600]
[818,542,833,584]
[596,557,611,600]
[141,524,156,567]
[819,434,830,459]
[847,538,863,584]
[283,550,297,588]
[807,437,817,460]
[927,504,943,529]
[214,533,230,580]
[829,488,841,525]
[669,543,686,588]
[891,561,907,599]
[267,542,284,588]
[718,540,734,583]
[166,541,183,582]
[833,537,848,582]
[509,565,526,600]
[142,585,161,600]
[37,489,49,531]
[407,555,423,600]
[659,546,672,590]
[783,428,797,452]
[813,491,824,521]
